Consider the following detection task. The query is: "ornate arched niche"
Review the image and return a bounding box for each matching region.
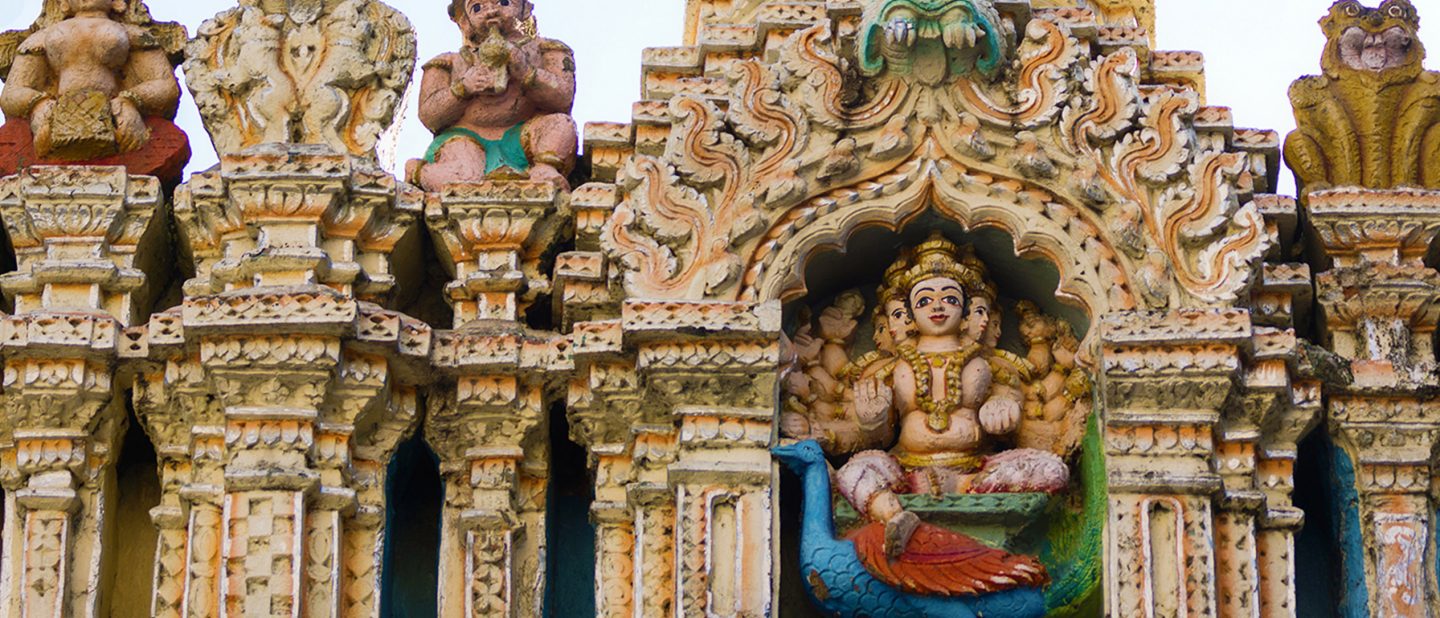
[589,2,1296,616]
[746,158,1132,347]
[777,215,1104,616]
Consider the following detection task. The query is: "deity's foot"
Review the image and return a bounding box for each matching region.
[884,509,919,559]
[970,448,1069,494]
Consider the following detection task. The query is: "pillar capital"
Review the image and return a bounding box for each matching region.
[425,181,567,324]
[174,144,422,302]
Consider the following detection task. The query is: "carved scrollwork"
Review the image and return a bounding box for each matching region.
[603,6,1269,311]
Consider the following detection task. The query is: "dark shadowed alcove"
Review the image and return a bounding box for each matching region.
[382,432,443,616]
[543,403,596,617]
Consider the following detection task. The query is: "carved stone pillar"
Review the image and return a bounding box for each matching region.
[566,318,641,618]
[426,180,568,617]
[1308,187,1440,618]
[630,425,679,618]
[425,339,556,618]
[1254,372,1323,618]
[426,182,566,324]
[1210,326,1290,617]
[1101,309,1251,618]
[131,145,427,617]
[0,167,163,617]
[672,406,776,617]
[625,300,781,617]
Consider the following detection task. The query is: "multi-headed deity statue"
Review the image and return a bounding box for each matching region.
[782,233,1090,561]
[0,0,185,174]
[407,0,578,191]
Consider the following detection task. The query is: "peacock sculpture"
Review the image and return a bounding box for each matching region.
[774,440,1048,617]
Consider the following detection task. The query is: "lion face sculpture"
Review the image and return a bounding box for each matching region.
[1321,0,1426,80]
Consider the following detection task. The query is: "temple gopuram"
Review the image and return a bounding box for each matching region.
[0,0,1437,615]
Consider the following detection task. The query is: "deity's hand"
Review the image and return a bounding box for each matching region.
[853,377,893,424]
[455,66,497,98]
[112,97,147,153]
[779,411,813,440]
[816,306,859,341]
[507,42,542,86]
[791,331,824,363]
[784,371,813,399]
[979,398,1021,435]
[31,98,56,155]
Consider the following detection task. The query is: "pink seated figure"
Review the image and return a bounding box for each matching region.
[821,234,1071,556]
[408,0,578,191]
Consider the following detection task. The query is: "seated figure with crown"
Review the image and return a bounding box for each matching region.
[780,232,1092,606]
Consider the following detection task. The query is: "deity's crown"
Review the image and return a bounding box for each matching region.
[958,246,996,303]
[898,232,985,301]
[876,250,913,307]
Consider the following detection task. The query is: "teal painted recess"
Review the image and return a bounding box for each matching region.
[1293,429,1341,616]
[1330,437,1369,618]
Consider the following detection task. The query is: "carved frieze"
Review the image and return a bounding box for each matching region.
[185,0,417,159]
[601,5,1274,311]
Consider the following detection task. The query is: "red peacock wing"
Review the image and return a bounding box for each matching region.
[847,521,1050,596]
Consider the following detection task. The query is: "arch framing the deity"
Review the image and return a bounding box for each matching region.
[740,153,1136,328]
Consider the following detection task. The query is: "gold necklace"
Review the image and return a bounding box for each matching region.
[896,342,980,432]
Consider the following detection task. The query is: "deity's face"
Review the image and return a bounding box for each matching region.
[877,298,915,350]
[982,306,1002,348]
[908,276,966,338]
[453,0,528,40]
[965,296,991,343]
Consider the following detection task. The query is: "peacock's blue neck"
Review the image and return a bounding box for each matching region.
[798,456,841,554]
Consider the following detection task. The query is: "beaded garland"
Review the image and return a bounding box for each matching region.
[895,341,983,432]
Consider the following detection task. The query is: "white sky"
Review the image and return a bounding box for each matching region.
[3,0,1438,196]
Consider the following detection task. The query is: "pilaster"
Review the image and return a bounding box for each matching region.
[130,145,428,618]
[1308,187,1440,618]
[566,318,641,617]
[1253,372,1323,618]
[1101,309,1251,618]
[0,166,164,618]
[425,180,570,618]
[624,300,781,617]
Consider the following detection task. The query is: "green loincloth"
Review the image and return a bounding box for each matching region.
[422,123,529,174]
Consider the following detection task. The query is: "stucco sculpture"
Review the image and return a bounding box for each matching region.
[0,0,187,176]
[858,0,1009,82]
[774,440,1047,617]
[1286,0,1440,190]
[184,0,416,159]
[2,0,1436,616]
[783,234,1073,565]
[408,0,578,191]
